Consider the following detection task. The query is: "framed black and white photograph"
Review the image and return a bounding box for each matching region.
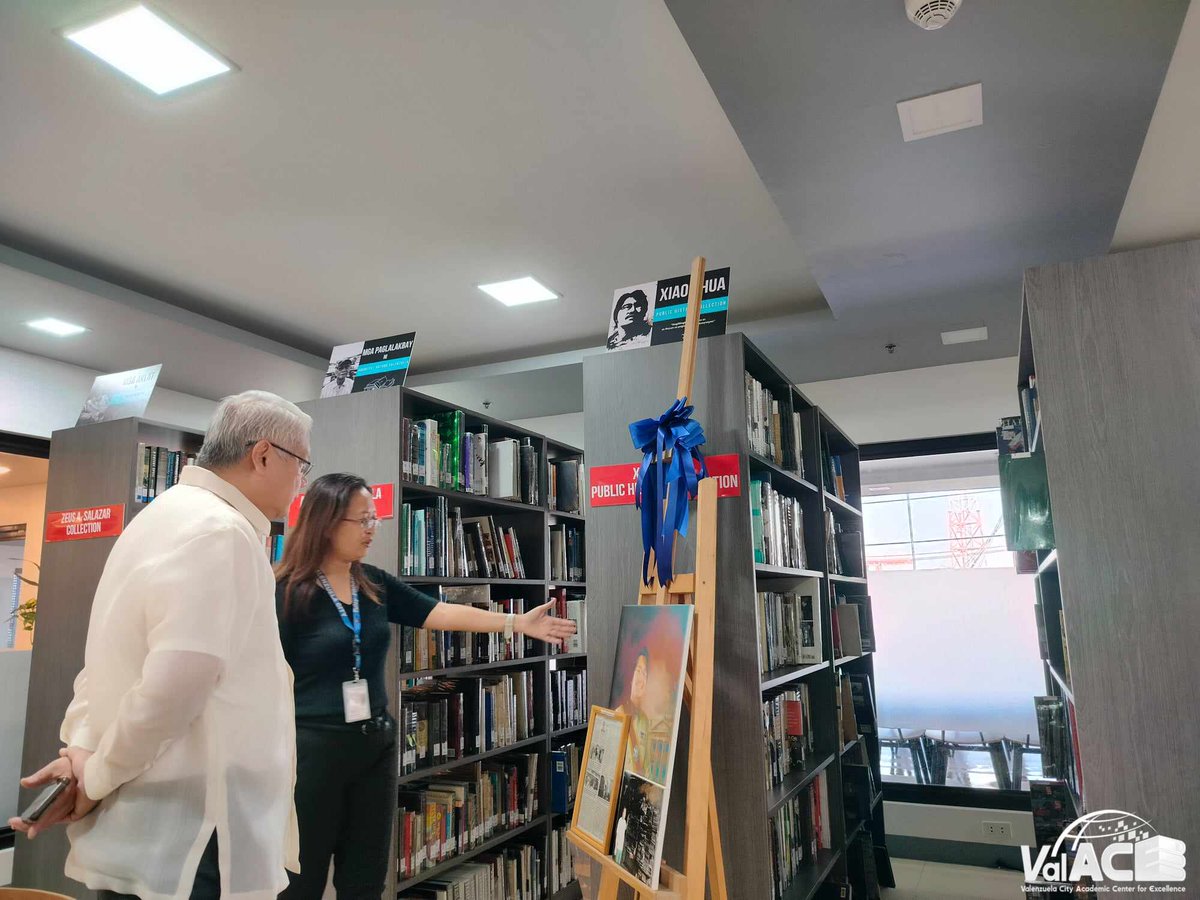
[606,283,655,351]
[321,341,364,398]
[570,705,630,854]
[611,771,665,886]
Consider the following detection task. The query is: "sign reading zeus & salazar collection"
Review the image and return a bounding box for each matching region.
[589,454,741,508]
[45,504,125,543]
[606,267,730,352]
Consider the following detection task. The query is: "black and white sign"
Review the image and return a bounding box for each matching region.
[606,268,730,352]
[321,332,416,398]
[76,364,162,426]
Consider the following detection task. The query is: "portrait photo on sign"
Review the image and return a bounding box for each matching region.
[321,341,364,398]
[606,282,655,351]
[570,706,629,854]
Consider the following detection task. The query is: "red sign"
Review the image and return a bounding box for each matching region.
[589,454,741,508]
[45,504,125,543]
[287,483,395,528]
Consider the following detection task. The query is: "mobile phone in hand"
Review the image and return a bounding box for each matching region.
[20,777,72,824]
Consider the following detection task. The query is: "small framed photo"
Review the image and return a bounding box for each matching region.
[570,705,630,854]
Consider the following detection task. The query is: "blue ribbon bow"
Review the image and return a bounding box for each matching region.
[629,397,708,586]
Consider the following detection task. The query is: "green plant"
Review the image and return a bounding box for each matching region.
[5,559,39,637]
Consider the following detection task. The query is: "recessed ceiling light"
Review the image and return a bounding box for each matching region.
[27,317,89,337]
[0,467,10,476]
[478,277,559,307]
[941,326,988,345]
[897,82,982,142]
[64,5,233,95]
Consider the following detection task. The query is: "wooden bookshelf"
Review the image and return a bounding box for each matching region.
[298,387,587,899]
[582,333,892,900]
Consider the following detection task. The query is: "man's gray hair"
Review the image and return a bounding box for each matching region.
[196,390,312,470]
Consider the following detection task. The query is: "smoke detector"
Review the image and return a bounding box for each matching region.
[905,0,962,30]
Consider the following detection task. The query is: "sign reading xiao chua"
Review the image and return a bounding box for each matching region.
[589,454,741,508]
[606,268,729,352]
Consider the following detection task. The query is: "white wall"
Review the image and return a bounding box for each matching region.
[0,347,217,439]
[885,801,1035,849]
[511,412,585,450]
[799,357,1020,445]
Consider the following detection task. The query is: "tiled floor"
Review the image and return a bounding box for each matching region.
[885,857,1025,899]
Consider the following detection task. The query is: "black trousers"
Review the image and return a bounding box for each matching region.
[98,830,219,900]
[279,716,397,900]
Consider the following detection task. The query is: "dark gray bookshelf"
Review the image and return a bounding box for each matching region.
[582,333,892,900]
[298,387,587,899]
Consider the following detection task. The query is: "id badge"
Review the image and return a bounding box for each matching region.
[342,680,371,723]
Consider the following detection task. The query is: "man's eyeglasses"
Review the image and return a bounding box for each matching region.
[342,515,380,531]
[248,441,312,478]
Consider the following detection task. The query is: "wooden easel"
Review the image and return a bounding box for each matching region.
[568,258,729,900]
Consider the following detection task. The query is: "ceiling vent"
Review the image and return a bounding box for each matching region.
[905,0,962,30]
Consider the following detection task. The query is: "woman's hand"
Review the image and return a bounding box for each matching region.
[518,601,577,648]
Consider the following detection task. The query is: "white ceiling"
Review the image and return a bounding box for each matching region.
[0,0,1197,425]
[1112,0,1200,251]
[0,452,49,489]
[0,0,824,384]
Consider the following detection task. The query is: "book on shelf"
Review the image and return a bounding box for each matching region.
[834,593,874,653]
[401,589,535,673]
[403,414,498,496]
[846,673,876,736]
[548,586,586,654]
[135,443,195,502]
[825,511,863,577]
[763,684,814,789]
[549,457,584,514]
[757,592,821,673]
[549,524,584,582]
[396,751,540,882]
[402,504,529,579]
[263,532,285,564]
[1034,695,1074,784]
[550,742,581,815]
[750,480,808,570]
[833,604,864,657]
[399,670,537,773]
[550,822,581,894]
[484,437,541,506]
[769,771,831,900]
[820,432,847,501]
[1020,375,1040,448]
[841,747,878,830]
[836,672,860,747]
[398,833,544,900]
[550,668,588,733]
[745,372,805,479]
[997,414,1026,456]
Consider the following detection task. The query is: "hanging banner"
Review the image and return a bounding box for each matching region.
[77,364,162,425]
[321,332,416,397]
[288,483,394,528]
[45,504,125,542]
[589,454,741,508]
[606,268,729,352]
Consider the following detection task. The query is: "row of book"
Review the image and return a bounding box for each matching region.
[763,684,813,789]
[1034,695,1076,785]
[396,752,539,884]
[402,501,531,580]
[830,595,875,659]
[550,742,581,815]
[398,837,543,899]
[399,671,537,774]
[548,458,584,515]
[402,413,543,506]
[835,671,877,749]
[549,524,585,583]
[745,372,806,479]
[548,587,586,654]
[769,771,831,900]
[751,480,808,571]
[400,590,535,673]
[825,511,864,577]
[757,592,821,673]
[1021,375,1040,450]
[134,444,194,502]
[550,668,588,732]
[550,823,580,895]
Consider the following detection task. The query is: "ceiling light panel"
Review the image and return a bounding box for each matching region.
[941,326,988,345]
[65,5,232,95]
[478,277,559,307]
[0,467,10,476]
[897,82,982,142]
[27,317,88,337]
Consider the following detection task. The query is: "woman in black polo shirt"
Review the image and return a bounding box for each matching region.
[275,473,574,900]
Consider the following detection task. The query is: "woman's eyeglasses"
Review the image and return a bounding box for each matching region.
[342,516,380,531]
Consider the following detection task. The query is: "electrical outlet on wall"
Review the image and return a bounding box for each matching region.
[982,821,1012,841]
